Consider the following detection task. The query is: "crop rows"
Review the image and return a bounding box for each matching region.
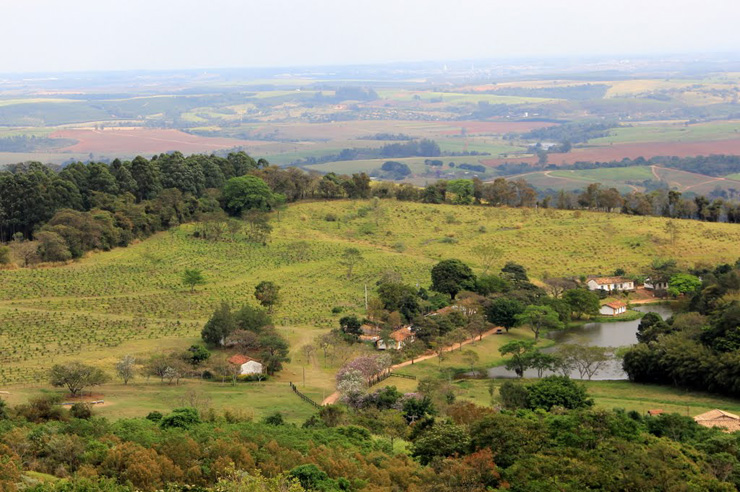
[1,200,738,384]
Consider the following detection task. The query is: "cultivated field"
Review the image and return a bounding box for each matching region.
[2,200,740,389]
[49,128,261,155]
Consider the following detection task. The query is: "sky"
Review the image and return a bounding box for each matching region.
[1,0,739,73]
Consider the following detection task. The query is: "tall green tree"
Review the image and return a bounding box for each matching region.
[485,297,525,332]
[516,305,564,340]
[499,340,537,377]
[201,302,237,346]
[254,281,280,313]
[431,259,476,299]
[563,288,600,319]
[222,175,279,216]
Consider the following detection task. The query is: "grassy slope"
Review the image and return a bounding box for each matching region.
[2,200,740,419]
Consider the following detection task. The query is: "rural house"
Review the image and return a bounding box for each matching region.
[694,409,740,433]
[644,278,669,290]
[227,354,263,375]
[599,300,627,316]
[376,326,414,350]
[587,276,635,292]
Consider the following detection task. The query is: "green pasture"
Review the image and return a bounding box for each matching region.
[510,171,638,193]
[436,138,525,156]
[549,166,655,182]
[588,121,740,145]
[437,379,740,417]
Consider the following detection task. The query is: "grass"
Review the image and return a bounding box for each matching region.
[441,379,740,416]
[588,120,740,145]
[549,166,655,182]
[1,200,740,419]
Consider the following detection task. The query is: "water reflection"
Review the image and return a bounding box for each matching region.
[487,304,676,380]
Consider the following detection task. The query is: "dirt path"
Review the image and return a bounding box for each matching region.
[321,326,503,405]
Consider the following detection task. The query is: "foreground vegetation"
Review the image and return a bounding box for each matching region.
[1,378,739,491]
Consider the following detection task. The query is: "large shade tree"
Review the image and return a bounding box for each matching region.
[222,175,280,216]
[431,259,476,299]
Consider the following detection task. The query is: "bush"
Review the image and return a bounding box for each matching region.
[146,411,163,422]
[499,381,530,409]
[262,411,285,426]
[70,402,93,419]
[159,407,201,429]
[527,376,593,411]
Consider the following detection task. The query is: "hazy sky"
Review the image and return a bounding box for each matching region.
[1,0,739,73]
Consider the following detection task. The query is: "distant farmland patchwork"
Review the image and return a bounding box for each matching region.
[1,70,740,194]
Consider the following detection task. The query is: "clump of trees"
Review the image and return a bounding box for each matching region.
[201,302,290,374]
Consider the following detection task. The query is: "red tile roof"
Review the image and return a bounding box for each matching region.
[228,354,259,365]
[605,301,627,309]
[591,277,632,285]
[390,327,414,342]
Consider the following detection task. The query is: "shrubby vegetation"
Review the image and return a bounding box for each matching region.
[1,379,738,491]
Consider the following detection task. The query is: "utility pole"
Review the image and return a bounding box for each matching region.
[364,284,368,311]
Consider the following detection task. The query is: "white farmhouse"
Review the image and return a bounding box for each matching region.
[599,301,627,316]
[644,278,669,290]
[587,277,635,292]
[228,354,263,375]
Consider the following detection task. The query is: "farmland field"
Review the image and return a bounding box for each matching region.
[49,128,262,155]
[2,200,740,390]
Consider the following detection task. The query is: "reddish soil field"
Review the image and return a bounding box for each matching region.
[482,138,740,167]
[434,121,556,135]
[50,128,263,155]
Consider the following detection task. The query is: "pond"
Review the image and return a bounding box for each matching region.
[487,303,676,380]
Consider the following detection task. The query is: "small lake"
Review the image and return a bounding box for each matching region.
[487,304,676,380]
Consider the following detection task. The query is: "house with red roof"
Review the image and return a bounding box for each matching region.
[587,277,635,292]
[228,354,263,375]
[599,300,627,316]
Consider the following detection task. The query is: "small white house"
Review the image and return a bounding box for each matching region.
[228,354,263,375]
[644,278,669,290]
[599,301,627,316]
[587,277,635,292]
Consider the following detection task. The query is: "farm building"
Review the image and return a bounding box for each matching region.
[694,409,740,433]
[587,277,635,292]
[644,278,669,290]
[227,354,263,375]
[376,326,414,350]
[599,300,627,316]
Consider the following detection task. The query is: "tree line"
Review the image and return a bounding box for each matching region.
[623,260,740,397]
[2,150,740,267]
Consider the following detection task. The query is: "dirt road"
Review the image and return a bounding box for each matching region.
[321,326,503,405]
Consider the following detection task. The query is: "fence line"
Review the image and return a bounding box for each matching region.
[367,369,417,387]
[288,382,321,409]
